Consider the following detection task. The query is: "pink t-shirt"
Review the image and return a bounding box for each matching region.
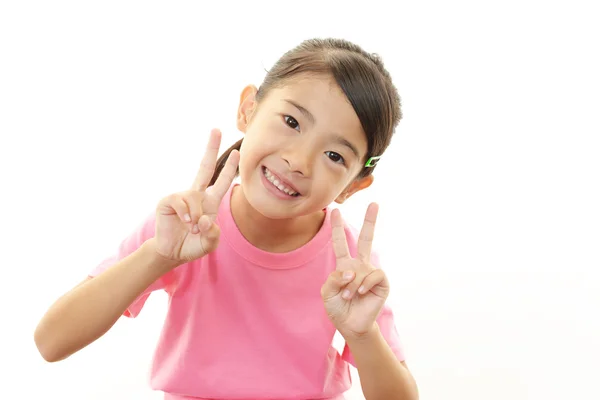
[90,184,405,400]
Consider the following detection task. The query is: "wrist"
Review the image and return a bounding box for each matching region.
[341,323,381,346]
[140,238,182,274]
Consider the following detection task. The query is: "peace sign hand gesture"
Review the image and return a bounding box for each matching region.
[153,129,239,264]
[321,203,390,339]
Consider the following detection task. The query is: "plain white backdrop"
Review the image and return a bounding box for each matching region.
[1,1,599,399]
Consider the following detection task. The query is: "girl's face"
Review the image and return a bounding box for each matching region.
[236,74,374,219]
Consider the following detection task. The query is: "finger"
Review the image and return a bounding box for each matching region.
[210,149,240,201]
[356,269,389,297]
[162,194,192,225]
[331,208,351,263]
[197,214,212,233]
[191,129,222,192]
[181,191,204,233]
[340,269,371,300]
[321,270,355,300]
[357,202,379,261]
[199,222,222,255]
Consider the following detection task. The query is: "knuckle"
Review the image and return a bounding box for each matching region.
[184,193,203,210]
[166,193,181,203]
[175,193,190,206]
[345,281,359,292]
[181,190,195,202]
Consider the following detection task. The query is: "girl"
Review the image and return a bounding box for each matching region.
[34,38,418,400]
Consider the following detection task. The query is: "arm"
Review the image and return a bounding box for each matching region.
[34,129,238,363]
[324,205,418,399]
[346,324,418,400]
[34,129,239,363]
[33,238,179,362]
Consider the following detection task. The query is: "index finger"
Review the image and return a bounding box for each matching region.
[357,202,379,261]
[331,208,351,263]
[209,148,240,201]
[191,129,222,191]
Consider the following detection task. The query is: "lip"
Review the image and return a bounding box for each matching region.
[261,166,302,196]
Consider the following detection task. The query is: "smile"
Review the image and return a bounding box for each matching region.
[262,167,299,197]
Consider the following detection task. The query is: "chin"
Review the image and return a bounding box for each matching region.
[241,189,302,222]
[247,195,302,220]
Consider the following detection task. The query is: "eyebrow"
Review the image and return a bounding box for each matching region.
[333,135,360,159]
[284,99,315,125]
[284,99,361,159]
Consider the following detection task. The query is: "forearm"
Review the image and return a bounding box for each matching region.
[34,239,179,362]
[345,324,418,400]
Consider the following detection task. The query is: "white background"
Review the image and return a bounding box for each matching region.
[1,1,599,399]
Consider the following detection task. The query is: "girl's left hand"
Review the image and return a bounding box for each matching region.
[321,203,390,340]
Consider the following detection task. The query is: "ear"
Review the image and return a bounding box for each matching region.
[335,174,374,204]
[237,84,258,133]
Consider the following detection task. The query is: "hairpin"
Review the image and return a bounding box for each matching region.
[365,156,381,167]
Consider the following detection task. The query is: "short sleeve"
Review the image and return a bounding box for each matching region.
[88,213,180,318]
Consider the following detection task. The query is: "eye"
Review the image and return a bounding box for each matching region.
[283,115,300,131]
[325,151,345,165]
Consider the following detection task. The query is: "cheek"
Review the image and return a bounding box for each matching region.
[237,138,274,179]
[314,162,350,189]
[237,144,258,181]
[247,120,288,149]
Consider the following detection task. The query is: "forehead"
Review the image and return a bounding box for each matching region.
[265,74,368,154]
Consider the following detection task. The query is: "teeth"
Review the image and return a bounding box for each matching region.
[264,168,298,196]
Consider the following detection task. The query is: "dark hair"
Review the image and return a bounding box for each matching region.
[209,38,402,186]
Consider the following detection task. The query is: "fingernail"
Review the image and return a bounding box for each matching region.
[343,271,354,280]
[192,224,199,234]
[184,214,191,222]
[342,289,351,299]
[358,286,365,294]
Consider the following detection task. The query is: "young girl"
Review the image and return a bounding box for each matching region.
[34,38,418,400]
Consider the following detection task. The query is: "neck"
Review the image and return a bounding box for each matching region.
[230,185,325,253]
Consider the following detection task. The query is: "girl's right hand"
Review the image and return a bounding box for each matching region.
[153,129,240,264]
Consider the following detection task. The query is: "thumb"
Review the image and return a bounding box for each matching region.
[198,217,221,255]
[321,270,355,300]
[197,215,213,233]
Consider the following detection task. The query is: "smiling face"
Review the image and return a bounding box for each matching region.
[236,74,374,220]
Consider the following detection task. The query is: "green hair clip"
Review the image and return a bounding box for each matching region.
[365,156,381,167]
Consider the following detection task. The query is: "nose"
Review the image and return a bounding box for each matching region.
[281,144,315,177]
